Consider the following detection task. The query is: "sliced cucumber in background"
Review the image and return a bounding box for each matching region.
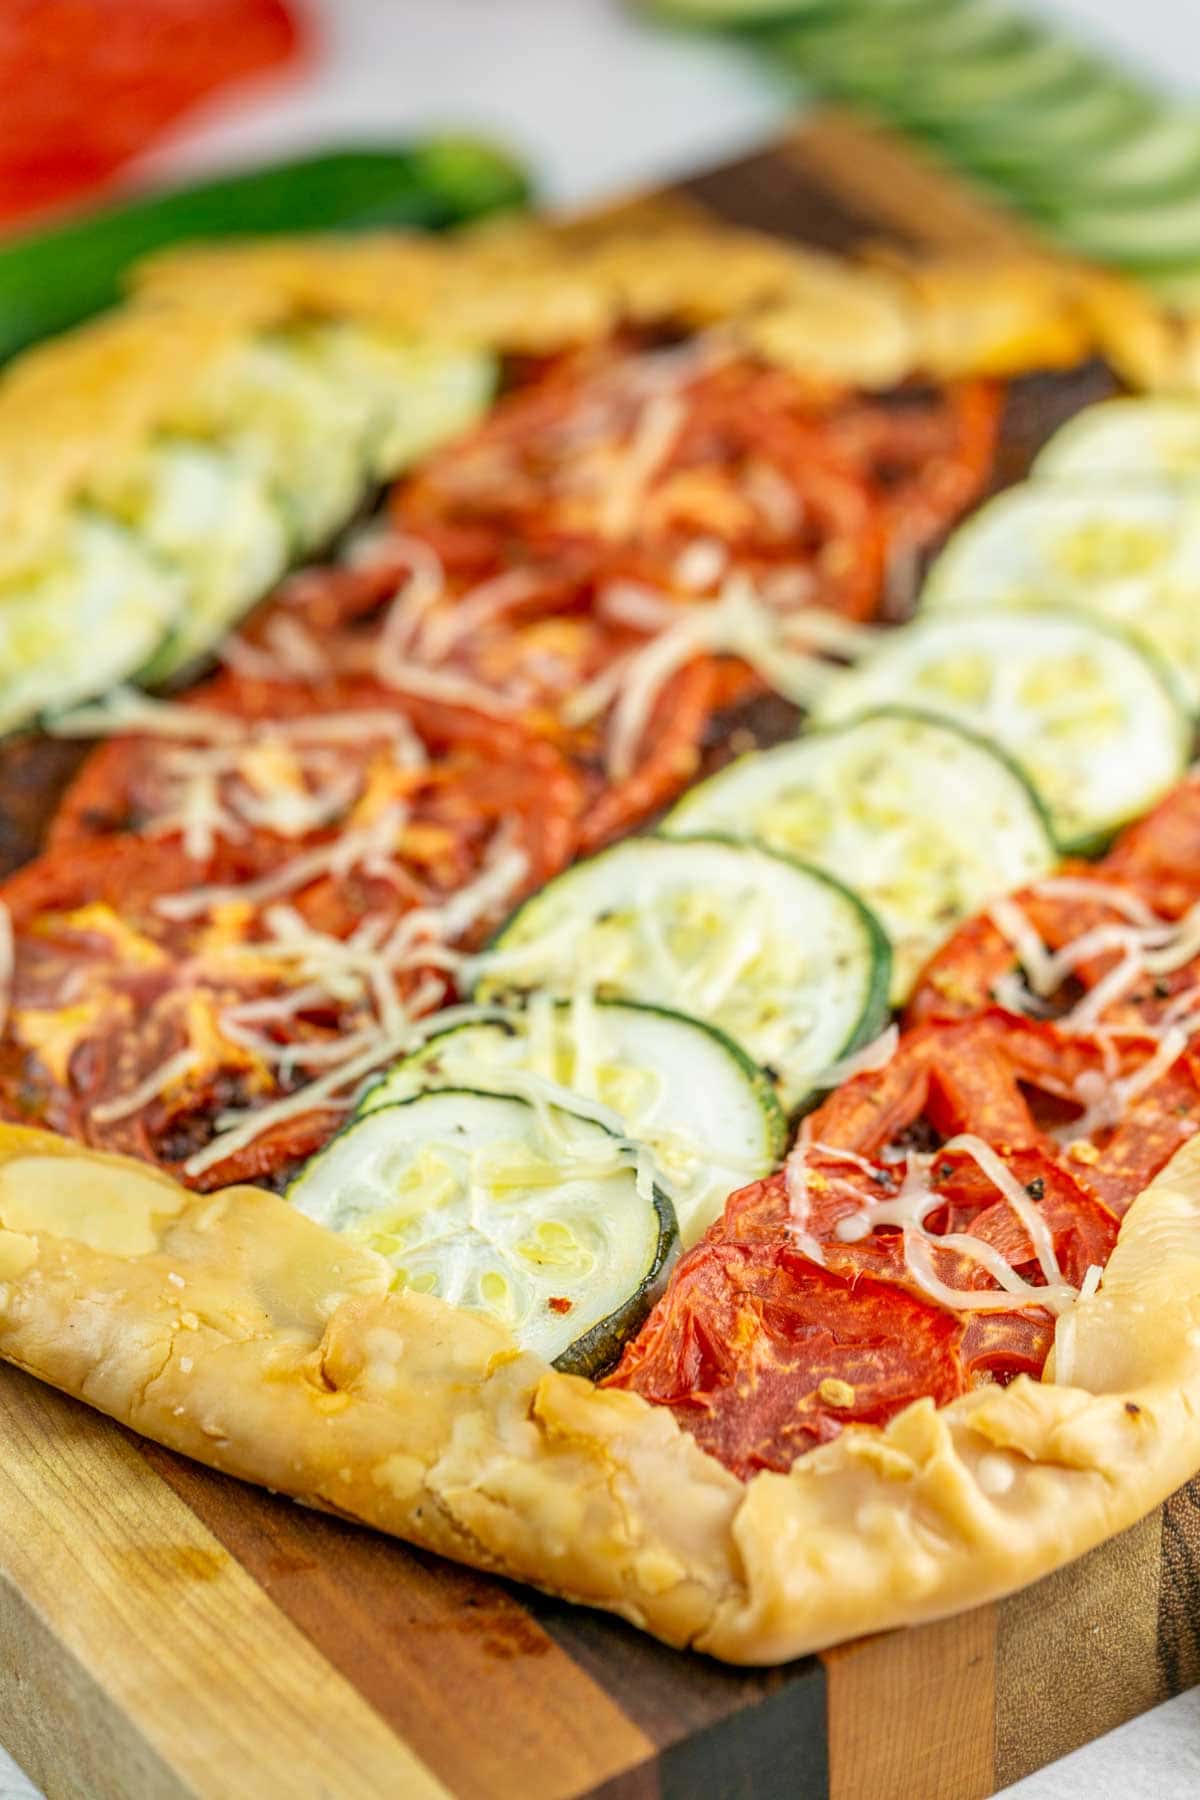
[665,709,1055,1000]
[1035,398,1200,484]
[951,79,1151,177]
[644,0,1200,284]
[923,478,1200,711]
[1052,187,1200,273]
[812,609,1190,854]
[360,997,785,1244]
[288,1089,676,1375]
[769,4,1026,104]
[890,38,1106,138]
[0,514,184,735]
[643,0,834,24]
[1021,107,1200,209]
[476,835,890,1112]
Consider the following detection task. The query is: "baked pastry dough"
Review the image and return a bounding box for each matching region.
[0,211,1179,573]
[1,1118,1196,1663]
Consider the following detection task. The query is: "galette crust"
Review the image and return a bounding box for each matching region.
[0,211,1180,573]
[1,1120,1197,1664]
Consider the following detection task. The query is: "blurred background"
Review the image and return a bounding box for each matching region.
[8,0,1197,223]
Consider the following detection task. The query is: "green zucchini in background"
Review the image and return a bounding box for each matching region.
[0,137,531,364]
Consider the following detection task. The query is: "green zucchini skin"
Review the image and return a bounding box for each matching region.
[287,1086,678,1380]
[356,996,787,1246]
[477,833,893,1114]
[0,137,530,363]
[665,706,1056,1002]
[553,1178,678,1380]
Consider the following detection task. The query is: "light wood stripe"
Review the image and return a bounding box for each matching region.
[142,1441,659,1800]
[786,109,1043,257]
[824,1608,996,1800]
[0,1365,448,1800]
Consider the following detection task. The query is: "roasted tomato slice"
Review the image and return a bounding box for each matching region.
[8,685,586,1189]
[608,1013,1135,1477]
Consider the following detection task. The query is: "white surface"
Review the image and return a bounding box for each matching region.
[1000,1687,1200,1800]
[2,2,1199,1796]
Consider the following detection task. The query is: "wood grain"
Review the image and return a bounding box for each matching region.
[826,1609,996,1800]
[0,114,1198,1800]
[0,1364,444,1800]
[995,1509,1166,1788]
[141,1442,658,1800]
[784,109,1042,258]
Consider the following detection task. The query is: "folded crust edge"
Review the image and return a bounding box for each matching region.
[0,1120,1197,1665]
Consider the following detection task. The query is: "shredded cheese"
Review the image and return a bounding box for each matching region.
[0,900,14,1041]
[90,1047,199,1125]
[812,1024,899,1089]
[182,1000,507,1179]
[597,390,687,541]
[783,1118,826,1266]
[944,1133,1066,1291]
[587,574,877,781]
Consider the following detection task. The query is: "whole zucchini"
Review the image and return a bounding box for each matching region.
[0,136,530,362]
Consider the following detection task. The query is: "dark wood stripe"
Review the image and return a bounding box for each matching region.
[1158,1476,1200,1697]
[139,1441,656,1800]
[530,1590,808,1747]
[586,1660,827,1800]
[680,138,891,256]
[657,1666,828,1800]
[785,110,1037,258]
[995,1508,1165,1790]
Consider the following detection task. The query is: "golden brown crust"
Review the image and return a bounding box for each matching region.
[0,212,1181,573]
[1,1119,1198,1664]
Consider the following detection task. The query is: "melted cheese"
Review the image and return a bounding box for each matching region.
[592,575,876,781]
[89,1047,199,1125]
[0,1154,185,1255]
[16,997,127,1085]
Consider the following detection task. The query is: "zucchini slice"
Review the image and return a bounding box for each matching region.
[0,514,184,735]
[297,326,498,485]
[812,609,1190,854]
[112,440,291,685]
[665,709,1055,1000]
[126,337,493,682]
[169,330,371,555]
[166,327,494,560]
[922,478,1200,710]
[1035,398,1200,484]
[359,996,785,1245]
[475,836,891,1112]
[288,1089,677,1375]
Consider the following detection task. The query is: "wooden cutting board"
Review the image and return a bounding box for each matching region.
[2,112,1199,1800]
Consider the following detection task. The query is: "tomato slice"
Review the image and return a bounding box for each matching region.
[0,0,301,225]
[609,1011,1135,1476]
[8,680,586,1187]
[608,1227,969,1478]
